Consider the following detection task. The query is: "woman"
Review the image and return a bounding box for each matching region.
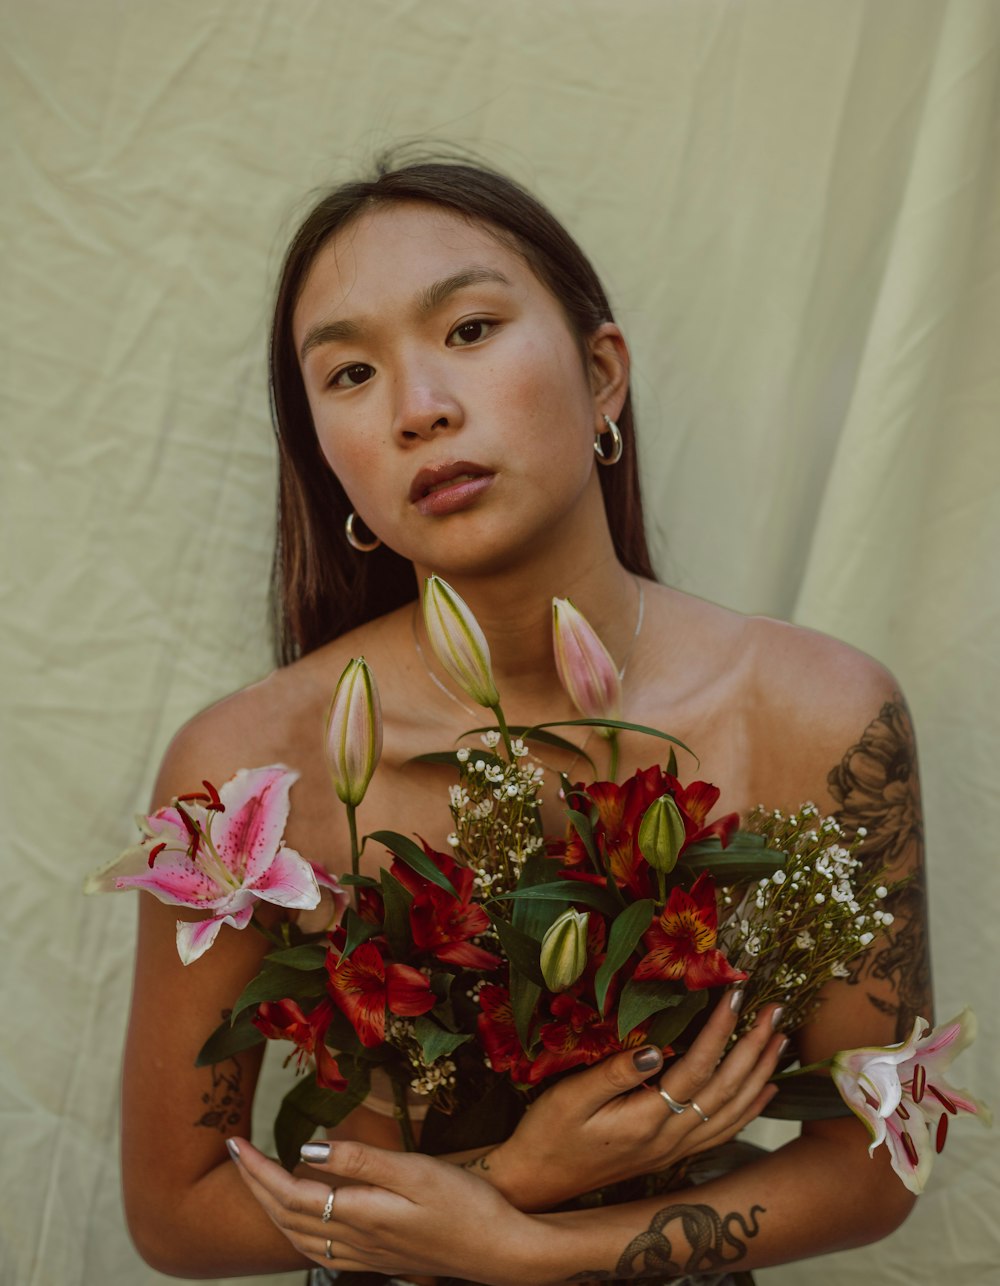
[122,159,928,1282]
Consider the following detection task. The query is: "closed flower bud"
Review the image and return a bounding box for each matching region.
[638,793,687,873]
[422,576,499,709]
[552,598,622,733]
[325,658,383,807]
[540,908,590,992]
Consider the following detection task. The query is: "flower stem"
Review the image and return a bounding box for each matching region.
[346,805,361,878]
[491,703,516,762]
[771,1057,833,1081]
[249,914,286,947]
[391,1078,417,1152]
[607,730,620,784]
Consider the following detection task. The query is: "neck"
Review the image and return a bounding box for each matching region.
[414,545,642,718]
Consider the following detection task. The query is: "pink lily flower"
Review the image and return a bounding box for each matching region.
[86,765,320,964]
[832,1009,991,1193]
[552,597,622,730]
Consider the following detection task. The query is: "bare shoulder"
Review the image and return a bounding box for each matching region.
[152,609,411,809]
[744,614,902,736]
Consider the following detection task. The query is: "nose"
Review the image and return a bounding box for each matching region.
[391,354,464,443]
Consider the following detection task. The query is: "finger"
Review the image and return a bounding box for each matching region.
[661,997,781,1104]
[549,1043,666,1117]
[661,1023,786,1134]
[683,1083,779,1158]
[299,1139,432,1200]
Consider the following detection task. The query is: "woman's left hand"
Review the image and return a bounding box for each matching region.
[229,1136,550,1285]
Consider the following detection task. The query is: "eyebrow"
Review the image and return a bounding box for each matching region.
[298,266,513,363]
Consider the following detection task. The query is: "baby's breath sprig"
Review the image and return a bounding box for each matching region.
[446,734,546,897]
[383,1015,459,1111]
[717,803,897,1034]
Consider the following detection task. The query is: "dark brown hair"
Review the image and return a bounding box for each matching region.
[270,156,655,664]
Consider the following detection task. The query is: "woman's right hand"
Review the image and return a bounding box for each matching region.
[474,992,785,1211]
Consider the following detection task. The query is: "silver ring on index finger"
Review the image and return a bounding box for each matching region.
[321,1190,335,1223]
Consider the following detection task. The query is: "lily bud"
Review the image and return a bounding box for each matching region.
[552,598,622,733]
[638,793,687,873]
[422,576,499,709]
[540,908,590,993]
[325,658,383,807]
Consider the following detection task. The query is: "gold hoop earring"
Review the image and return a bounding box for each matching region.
[594,414,623,466]
[345,511,381,552]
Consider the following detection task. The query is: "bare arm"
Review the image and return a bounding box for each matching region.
[121,726,313,1277]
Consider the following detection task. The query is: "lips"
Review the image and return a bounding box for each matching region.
[409,461,493,503]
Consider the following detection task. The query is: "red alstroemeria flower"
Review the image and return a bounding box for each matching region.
[326,940,435,1047]
[477,983,535,1083]
[634,871,747,990]
[389,839,464,896]
[558,768,738,899]
[528,992,651,1084]
[253,997,346,1090]
[409,863,500,970]
[389,839,500,970]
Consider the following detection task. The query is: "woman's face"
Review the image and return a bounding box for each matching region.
[293,201,626,577]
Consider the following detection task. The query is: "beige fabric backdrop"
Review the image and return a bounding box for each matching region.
[2,0,997,1282]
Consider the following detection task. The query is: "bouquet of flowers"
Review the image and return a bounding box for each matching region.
[89,578,989,1194]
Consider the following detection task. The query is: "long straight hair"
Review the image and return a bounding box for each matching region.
[269,158,656,664]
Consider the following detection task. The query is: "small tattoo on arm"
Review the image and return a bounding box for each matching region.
[194,1019,246,1132]
[461,1151,494,1173]
[567,1201,765,1280]
[828,696,932,1039]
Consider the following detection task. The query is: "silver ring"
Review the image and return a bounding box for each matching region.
[325,1238,334,1260]
[689,1099,710,1123]
[321,1189,335,1223]
[657,1087,690,1114]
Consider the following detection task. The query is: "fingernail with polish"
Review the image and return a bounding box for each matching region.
[771,1006,785,1030]
[729,989,745,1015]
[225,1138,240,1162]
[633,1046,663,1073]
[301,1141,332,1164]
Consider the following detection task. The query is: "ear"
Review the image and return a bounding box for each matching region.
[586,323,631,423]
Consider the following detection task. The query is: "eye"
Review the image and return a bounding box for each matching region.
[447,318,495,347]
[329,363,375,388]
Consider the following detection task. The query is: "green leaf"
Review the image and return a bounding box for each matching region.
[339,906,380,962]
[484,908,545,986]
[617,978,696,1040]
[594,900,655,1014]
[337,873,380,888]
[510,971,541,1051]
[232,961,328,1021]
[263,943,329,971]
[666,747,678,778]
[645,990,709,1047]
[566,808,601,869]
[366,830,457,895]
[514,727,597,774]
[379,868,413,962]
[195,1008,266,1066]
[763,1074,852,1121]
[524,719,697,766]
[494,880,620,918]
[410,749,505,770]
[682,836,787,881]
[413,1016,472,1064]
[511,856,568,936]
[273,1062,372,1170]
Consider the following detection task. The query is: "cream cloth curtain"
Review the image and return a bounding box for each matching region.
[2,1,997,1282]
